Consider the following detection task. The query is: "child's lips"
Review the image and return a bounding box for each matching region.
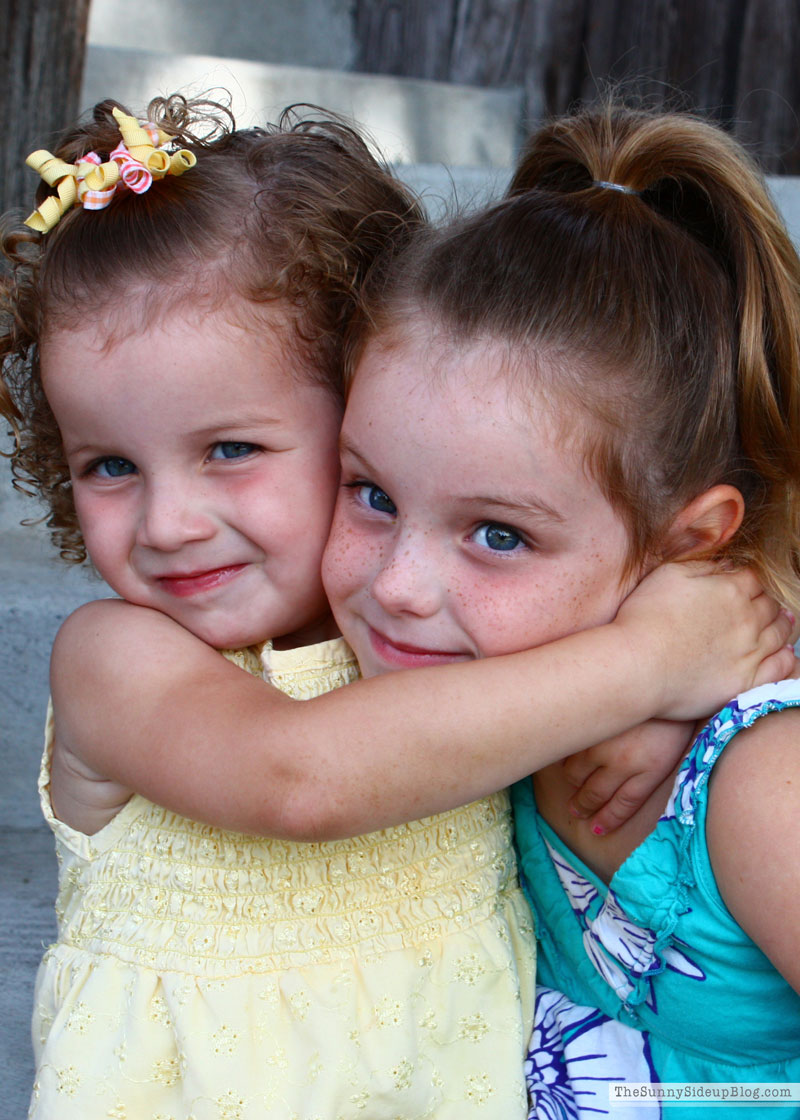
[157,564,248,597]
[368,626,469,668]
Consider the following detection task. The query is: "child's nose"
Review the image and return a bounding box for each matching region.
[370,538,442,618]
[136,479,216,551]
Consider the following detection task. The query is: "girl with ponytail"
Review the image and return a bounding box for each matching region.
[323,101,800,1114]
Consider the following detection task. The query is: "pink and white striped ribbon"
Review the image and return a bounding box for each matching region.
[109,143,153,195]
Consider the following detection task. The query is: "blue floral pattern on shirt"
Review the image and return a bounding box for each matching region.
[522,679,800,1119]
[526,987,659,1118]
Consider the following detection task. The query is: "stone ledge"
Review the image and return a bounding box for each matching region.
[82,46,524,169]
[0,826,57,1118]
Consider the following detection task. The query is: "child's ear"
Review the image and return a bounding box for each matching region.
[662,485,745,560]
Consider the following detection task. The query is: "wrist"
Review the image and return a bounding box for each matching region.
[602,615,671,720]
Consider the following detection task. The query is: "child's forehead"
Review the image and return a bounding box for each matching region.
[359,319,573,415]
[44,289,297,354]
[350,321,605,484]
[343,338,617,530]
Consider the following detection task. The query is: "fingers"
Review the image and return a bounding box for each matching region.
[751,648,798,688]
[748,589,780,628]
[565,720,692,832]
[752,605,794,660]
[581,774,662,836]
[751,590,792,632]
[769,609,796,650]
[732,567,769,599]
[561,751,598,793]
[566,760,663,829]
[565,768,606,821]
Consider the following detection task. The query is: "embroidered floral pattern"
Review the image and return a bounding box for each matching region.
[31,638,535,1117]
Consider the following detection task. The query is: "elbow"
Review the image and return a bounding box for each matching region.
[270,790,350,843]
[258,769,353,843]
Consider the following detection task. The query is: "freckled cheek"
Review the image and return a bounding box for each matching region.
[322,520,376,604]
[461,572,616,655]
[448,577,546,654]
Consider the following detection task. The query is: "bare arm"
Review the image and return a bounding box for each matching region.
[50,563,794,840]
[707,707,800,993]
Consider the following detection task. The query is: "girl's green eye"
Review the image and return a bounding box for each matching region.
[210,442,257,460]
[473,523,523,552]
[93,457,137,478]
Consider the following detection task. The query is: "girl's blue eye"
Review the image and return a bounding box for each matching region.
[92,457,136,479]
[357,484,396,515]
[210,442,257,460]
[473,522,523,552]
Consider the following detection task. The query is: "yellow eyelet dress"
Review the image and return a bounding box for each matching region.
[30,638,535,1119]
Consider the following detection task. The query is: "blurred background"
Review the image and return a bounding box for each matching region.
[2,1,800,1112]
[4,0,800,212]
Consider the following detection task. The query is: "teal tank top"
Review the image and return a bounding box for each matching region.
[513,680,800,1118]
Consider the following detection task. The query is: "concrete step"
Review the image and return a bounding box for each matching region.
[81,45,524,169]
[0,497,111,831]
[88,0,359,72]
[0,826,58,1119]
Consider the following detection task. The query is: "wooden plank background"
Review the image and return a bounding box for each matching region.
[1,1,799,218]
[1,0,91,219]
[353,0,800,173]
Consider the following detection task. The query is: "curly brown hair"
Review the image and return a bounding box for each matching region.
[1,94,424,561]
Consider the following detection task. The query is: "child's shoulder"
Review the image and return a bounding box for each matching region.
[705,680,800,991]
[56,596,203,648]
[704,678,800,823]
[53,597,226,683]
[680,678,800,797]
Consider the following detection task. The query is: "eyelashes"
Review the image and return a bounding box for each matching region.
[471,523,525,552]
[85,457,137,479]
[346,481,398,516]
[344,480,530,555]
[208,441,260,461]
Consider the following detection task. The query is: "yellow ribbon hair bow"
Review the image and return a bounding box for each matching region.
[24,107,197,234]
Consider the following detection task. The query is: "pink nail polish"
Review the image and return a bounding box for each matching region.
[591,823,606,836]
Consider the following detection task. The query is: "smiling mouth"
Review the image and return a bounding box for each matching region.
[368,627,469,668]
[157,564,248,597]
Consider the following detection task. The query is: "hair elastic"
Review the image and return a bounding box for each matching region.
[592,179,641,197]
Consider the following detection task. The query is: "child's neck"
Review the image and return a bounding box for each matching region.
[271,614,341,651]
[532,719,696,884]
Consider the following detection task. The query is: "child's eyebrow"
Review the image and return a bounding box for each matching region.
[192,415,284,435]
[338,435,371,465]
[455,494,566,523]
[339,434,566,523]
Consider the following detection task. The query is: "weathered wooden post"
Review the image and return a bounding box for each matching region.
[1,0,91,214]
[353,0,800,173]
